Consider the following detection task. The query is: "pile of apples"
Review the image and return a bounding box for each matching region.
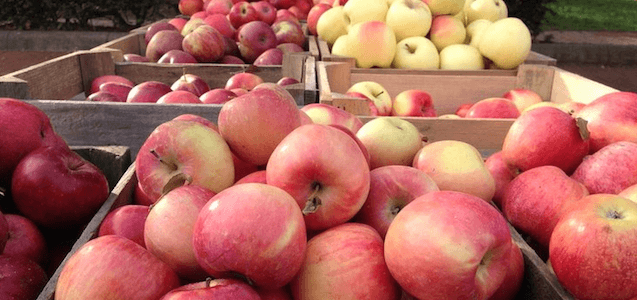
[86,71,299,103]
[0,98,111,299]
[129,0,311,65]
[310,0,532,70]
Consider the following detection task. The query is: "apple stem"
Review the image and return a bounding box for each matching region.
[390,206,401,217]
[302,182,322,215]
[607,210,623,219]
[205,277,213,287]
[374,91,385,98]
[150,149,179,171]
[575,117,590,140]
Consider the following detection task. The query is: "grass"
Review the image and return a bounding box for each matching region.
[541,0,637,31]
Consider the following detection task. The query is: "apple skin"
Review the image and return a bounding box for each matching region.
[202,13,236,39]
[56,235,181,300]
[0,254,48,300]
[146,30,184,62]
[179,0,205,15]
[439,44,485,70]
[354,165,439,239]
[181,18,207,36]
[252,0,278,25]
[123,53,151,62]
[347,81,393,116]
[391,89,437,117]
[234,169,267,185]
[11,145,109,230]
[502,88,543,113]
[98,204,149,248]
[266,124,371,231]
[290,223,401,299]
[256,286,293,300]
[277,42,305,54]
[484,151,517,207]
[573,91,637,153]
[2,214,47,266]
[0,213,7,253]
[391,36,440,70]
[135,119,235,202]
[145,21,178,44]
[478,17,531,69]
[413,140,496,201]
[455,103,473,117]
[98,81,132,102]
[347,21,397,69]
[192,183,307,290]
[158,49,199,64]
[228,1,260,31]
[254,48,284,65]
[272,19,305,46]
[315,6,350,45]
[169,17,189,32]
[200,88,238,104]
[384,190,524,300]
[300,103,364,134]
[89,74,134,94]
[237,20,278,63]
[422,0,464,15]
[501,106,589,175]
[571,141,637,194]
[386,0,432,42]
[0,98,67,185]
[463,0,508,24]
[225,72,265,91]
[502,165,589,250]
[182,24,226,63]
[277,76,300,86]
[549,194,637,300]
[429,14,466,52]
[356,117,424,169]
[205,0,233,15]
[127,81,173,103]
[307,3,332,35]
[157,90,203,104]
[270,0,296,9]
[171,74,210,97]
[218,87,302,166]
[465,97,521,119]
[160,278,262,300]
[145,185,215,282]
[220,54,246,64]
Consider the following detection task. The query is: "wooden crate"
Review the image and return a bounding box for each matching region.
[34,162,574,300]
[316,37,557,67]
[317,61,619,154]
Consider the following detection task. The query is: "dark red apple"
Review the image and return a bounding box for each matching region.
[89,74,134,95]
[146,30,184,62]
[0,254,48,300]
[252,0,277,25]
[2,214,47,266]
[99,81,132,102]
[269,0,295,9]
[133,181,155,206]
[127,81,173,103]
[233,170,267,185]
[98,205,150,248]
[254,48,284,65]
[228,1,260,29]
[144,21,179,44]
[171,74,211,97]
[123,53,151,62]
[157,49,199,64]
[220,55,246,64]
[0,212,7,253]
[87,91,121,102]
[277,42,304,54]
[237,20,278,63]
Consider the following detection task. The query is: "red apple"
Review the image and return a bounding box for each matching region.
[222,35,241,56]
[228,1,260,29]
[146,30,184,62]
[182,24,226,63]
[571,141,637,194]
[573,91,637,153]
[55,235,181,299]
[290,223,400,299]
[465,97,521,119]
[329,123,371,167]
[179,0,205,15]
[502,88,543,113]
[205,0,234,15]
[307,3,331,35]
[225,72,265,91]
[277,76,299,86]
[169,17,188,32]
[391,89,437,117]
[218,87,301,165]
[0,254,48,300]
[2,214,47,266]
[289,0,312,20]
[549,194,637,300]
[271,19,305,46]
[87,91,120,102]
[254,47,284,65]
[192,183,307,289]
[484,151,518,207]
[161,278,261,299]
[354,165,439,239]
[203,13,236,38]
[231,87,249,96]
[132,181,155,206]
[98,204,149,248]
[127,81,172,103]
[145,185,215,282]
[157,49,199,64]
[455,102,473,117]
[501,106,589,174]
[384,191,524,299]
[277,42,304,54]
[231,152,261,183]
[89,74,134,95]
[252,0,277,25]
[266,124,371,230]
[135,119,234,202]
[220,55,246,64]
[99,81,132,102]
[270,0,295,9]
[11,145,109,230]
[256,286,293,300]
[275,9,300,25]
[181,17,207,36]
[300,103,364,134]
[0,212,7,253]
[344,91,382,116]
[200,88,238,104]
[173,113,218,131]
[234,170,267,185]
[157,90,203,104]
[145,21,179,44]
[193,10,209,19]
[123,53,151,62]
[237,20,278,63]
[171,74,210,97]
[502,165,589,249]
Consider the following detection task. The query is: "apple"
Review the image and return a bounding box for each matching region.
[234,169,267,185]
[237,20,278,63]
[484,151,517,207]
[275,9,301,25]
[300,103,364,133]
[144,21,178,44]
[2,214,47,266]
[126,81,172,103]
[252,0,278,24]
[354,165,439,239]
[0,254,48,300]
[307,3,332,36]
[315,6,349,45]
[502,88,543,112]
[160,278,262,299]
[173,113,218,131]
[463,0,507,25]
[228,1,259,29]
[256,286,293,300]
[573,91,637,153]
[422,0,464,15]
[277,76,300,86]
[412,140,495,201]
[391,36,440,69]
[502,106,589,174]
[145,185,215,282]
[135,119,234,202]
[171,73,210,97]
[225,72,265,91]
[272,19,305,46]
[289,0,313,20]
[192,183,307,289]
[179,0,204,15]
[89,74,134,94]
[343,0,388,25]
[439,44,485,70]
[464,97,520,119]
[200,88,238,104]
[465,18,492,47]
[133,181,155,206]
[502,165,589,250]
[203,13,236,38]
[157,90,203,104]
[56,235,181,300]
[270,0,296,9]
[191,11,209,20]
[356,117,423,169]
[98,204,149,248]
[97,81,132,102]
[146,30,184,62]
[231,87,249,96]
[181,17,207,36]
[391,89,437,117]
[123,53,151,62]
[266,124,370,230]
[571,141,637,194]
[254,48,284,65]
[478,17,531,69]
[558,101,586,115]
[384,190,524,299]
[218,88,301,165]
[346,21,397,68]
[385,0,432,42]
[347,81,393,116]
[169,17,189,32]
[220,54,246,64]
[157,49,199,64]
[291,223,400,299]
[205,0,234,14]
[429,14,466,52]
[620,183,637,203]
[549,194,637,300]
[0,213,7,253]
[277,42,305,54]
[11,145,109,230]
[182,24,226,63]
[455,103,473,117]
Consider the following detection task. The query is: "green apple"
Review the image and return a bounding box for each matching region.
[385,0,432,42]
[439,44,484,70]
[478,17,531,69]
[316,6,350,45]
[392,36,439,69]
[331,34,353,58]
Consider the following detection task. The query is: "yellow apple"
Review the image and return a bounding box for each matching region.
[422,0,465,15]
[356,117,424,169]
[343,0,389,25]
[463,0,507,24]
[429,15,466,52]
[465,19,492,47]
[316,6,350,45]
[392,36,440,69]
[346,21,397,68]
[331,34,353,58]
[347,81,393,116]
[439,44,484,70]
[619,184,637,203]
[478,17,531,69]
[385,0,433,42]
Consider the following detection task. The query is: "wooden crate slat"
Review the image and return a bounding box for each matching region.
[515,64,556,102]
[90,31,146,61]
[550,68,619,104]
[0,75,30,99]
